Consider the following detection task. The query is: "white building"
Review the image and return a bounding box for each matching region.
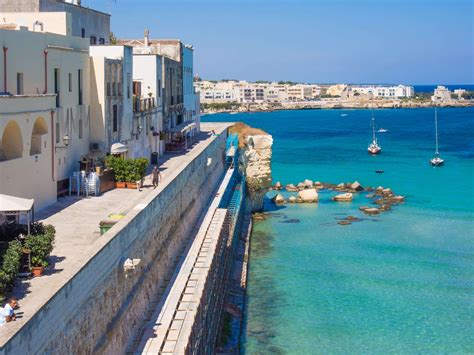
[431,85,451,102]
[351,85,414,98]
[89,45,135,158]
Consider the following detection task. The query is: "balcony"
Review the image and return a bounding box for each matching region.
[0,94,56,114]
[133,96,156,113]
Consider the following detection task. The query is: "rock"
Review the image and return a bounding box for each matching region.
[297,188,319,203]
[338,220,351,225]
[359,206,370,211]
[288,196,297,203]
[297,182,306,190]
[253,213,266,220]
[392,195,405,202]
[336,183,345,190]
[379,204,391,211]
[376,186,384,191]
[351,181,364,191]
[303,179,313,188]
[332,193,353,202]
[363,207,381,215]
[273,181,282,190]
[366,193,375,199]
[272,193,285,205]
[382,188,392,196]
[346,215,359,221]
[286,183,298,192]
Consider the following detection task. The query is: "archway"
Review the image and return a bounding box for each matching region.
[30,117,48,156]
[0,121,23,161]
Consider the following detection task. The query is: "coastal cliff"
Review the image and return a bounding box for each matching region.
[229,123,273,212]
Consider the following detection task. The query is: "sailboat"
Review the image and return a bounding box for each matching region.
[368,101,381,155]
[430,108,444,166]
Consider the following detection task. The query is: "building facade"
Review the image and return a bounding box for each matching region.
[0,22,90,210]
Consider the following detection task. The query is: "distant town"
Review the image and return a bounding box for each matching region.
[194,79,474,113]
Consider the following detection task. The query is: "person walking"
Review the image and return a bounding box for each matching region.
[152,165,162,188]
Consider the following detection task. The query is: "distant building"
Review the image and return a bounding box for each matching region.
[351,85,414,98]
[453,89,466,99]
[431,85,451,102]
[0,0,111,44]
[327,84,347,97]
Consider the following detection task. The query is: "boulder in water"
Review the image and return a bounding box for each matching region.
[272,193,285,205]
[303,179,314,188]
[351,181,364,191]
[363,207,381,215]
[286,183,298,192]
[273,181,282,190]
[332,193,353,202]
[288,196,297,203]
[297,188,319,203]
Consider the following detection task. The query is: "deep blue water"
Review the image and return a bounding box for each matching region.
[203,108,474,353]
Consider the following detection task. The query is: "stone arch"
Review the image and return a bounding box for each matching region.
[30,117,48,156]
[0,121,23,161]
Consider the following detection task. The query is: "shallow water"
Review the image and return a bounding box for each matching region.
[203,108,474,353]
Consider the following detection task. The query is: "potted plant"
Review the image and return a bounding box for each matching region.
[106,155,127,188]
[25,228,55,278]
[127,158,148,189]
[31,257,47,277]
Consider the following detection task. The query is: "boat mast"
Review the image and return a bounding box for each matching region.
[371,96,376,143]
[434,108,439,155]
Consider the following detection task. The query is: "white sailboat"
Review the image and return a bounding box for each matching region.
[368,102,381,155]
[430,108,444,166]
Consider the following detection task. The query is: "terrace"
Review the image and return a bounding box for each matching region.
[0,122,232,346]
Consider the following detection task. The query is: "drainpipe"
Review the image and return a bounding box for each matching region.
[3,47,7,93]
[43,49,49,94]
[51,110,55,182]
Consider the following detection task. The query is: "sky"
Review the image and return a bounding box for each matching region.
[86,0,473,85]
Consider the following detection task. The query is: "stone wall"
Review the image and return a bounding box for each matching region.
[0,132,228,354]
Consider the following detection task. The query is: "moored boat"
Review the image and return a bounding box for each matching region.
[368,101,381,154]
[430,108,444,166]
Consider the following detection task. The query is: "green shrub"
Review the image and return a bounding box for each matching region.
[0,240,23,293]
[105,156,148,182]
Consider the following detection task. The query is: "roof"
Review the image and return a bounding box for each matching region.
[0,194,34,213]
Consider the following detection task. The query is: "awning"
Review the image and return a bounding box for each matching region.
[0,194,34,213]
[110,142,128,154]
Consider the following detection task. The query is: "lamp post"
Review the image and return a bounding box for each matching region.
[63,134,70,147]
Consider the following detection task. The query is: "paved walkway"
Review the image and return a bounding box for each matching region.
[0,123,232,345]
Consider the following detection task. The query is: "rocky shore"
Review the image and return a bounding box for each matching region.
[269,179,405,225]
[202,99,474,115]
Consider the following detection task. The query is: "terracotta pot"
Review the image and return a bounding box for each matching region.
[115,182,127,188]
[127,182,138,189]
[31,266,44,277]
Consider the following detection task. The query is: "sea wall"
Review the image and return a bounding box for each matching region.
[0,132,228,354]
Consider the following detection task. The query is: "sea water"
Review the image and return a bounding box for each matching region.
[203,108,474,354]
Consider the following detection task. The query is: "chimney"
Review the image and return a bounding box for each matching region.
[144,29,150,47]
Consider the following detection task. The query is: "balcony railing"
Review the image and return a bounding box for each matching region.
[133,96,156,113]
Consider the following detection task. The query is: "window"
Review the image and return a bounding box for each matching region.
[107,83,111,97]
[79,118,83,139]
[112,105,118,132]
[54,68,60,107]
[99,37,105,45]
[68,73,72,92]
[118,82,122,96]
[16,73,23,95]
[78,69,83,105]
[127,73,131,99]
[158,79,161,97]
[112,82,117,96]
[90,36,97,45]
[55,121,60,144]
[81,28,85,38]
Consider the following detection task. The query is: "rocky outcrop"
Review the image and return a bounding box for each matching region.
[241,134,273,212]
[351,181,364,191]
[286,184,298,192]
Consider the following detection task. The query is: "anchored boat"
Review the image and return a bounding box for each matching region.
[430,108,444,167]
[368,101,381,155]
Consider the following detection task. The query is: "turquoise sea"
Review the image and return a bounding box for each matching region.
[203,108,474,354]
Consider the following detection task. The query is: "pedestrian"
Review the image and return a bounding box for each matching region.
[0,298,18,326]
[152,165,161,188]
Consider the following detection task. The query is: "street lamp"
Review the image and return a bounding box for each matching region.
[63,134,70,147]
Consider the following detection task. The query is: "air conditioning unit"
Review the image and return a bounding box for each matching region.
[90,143,100,150]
